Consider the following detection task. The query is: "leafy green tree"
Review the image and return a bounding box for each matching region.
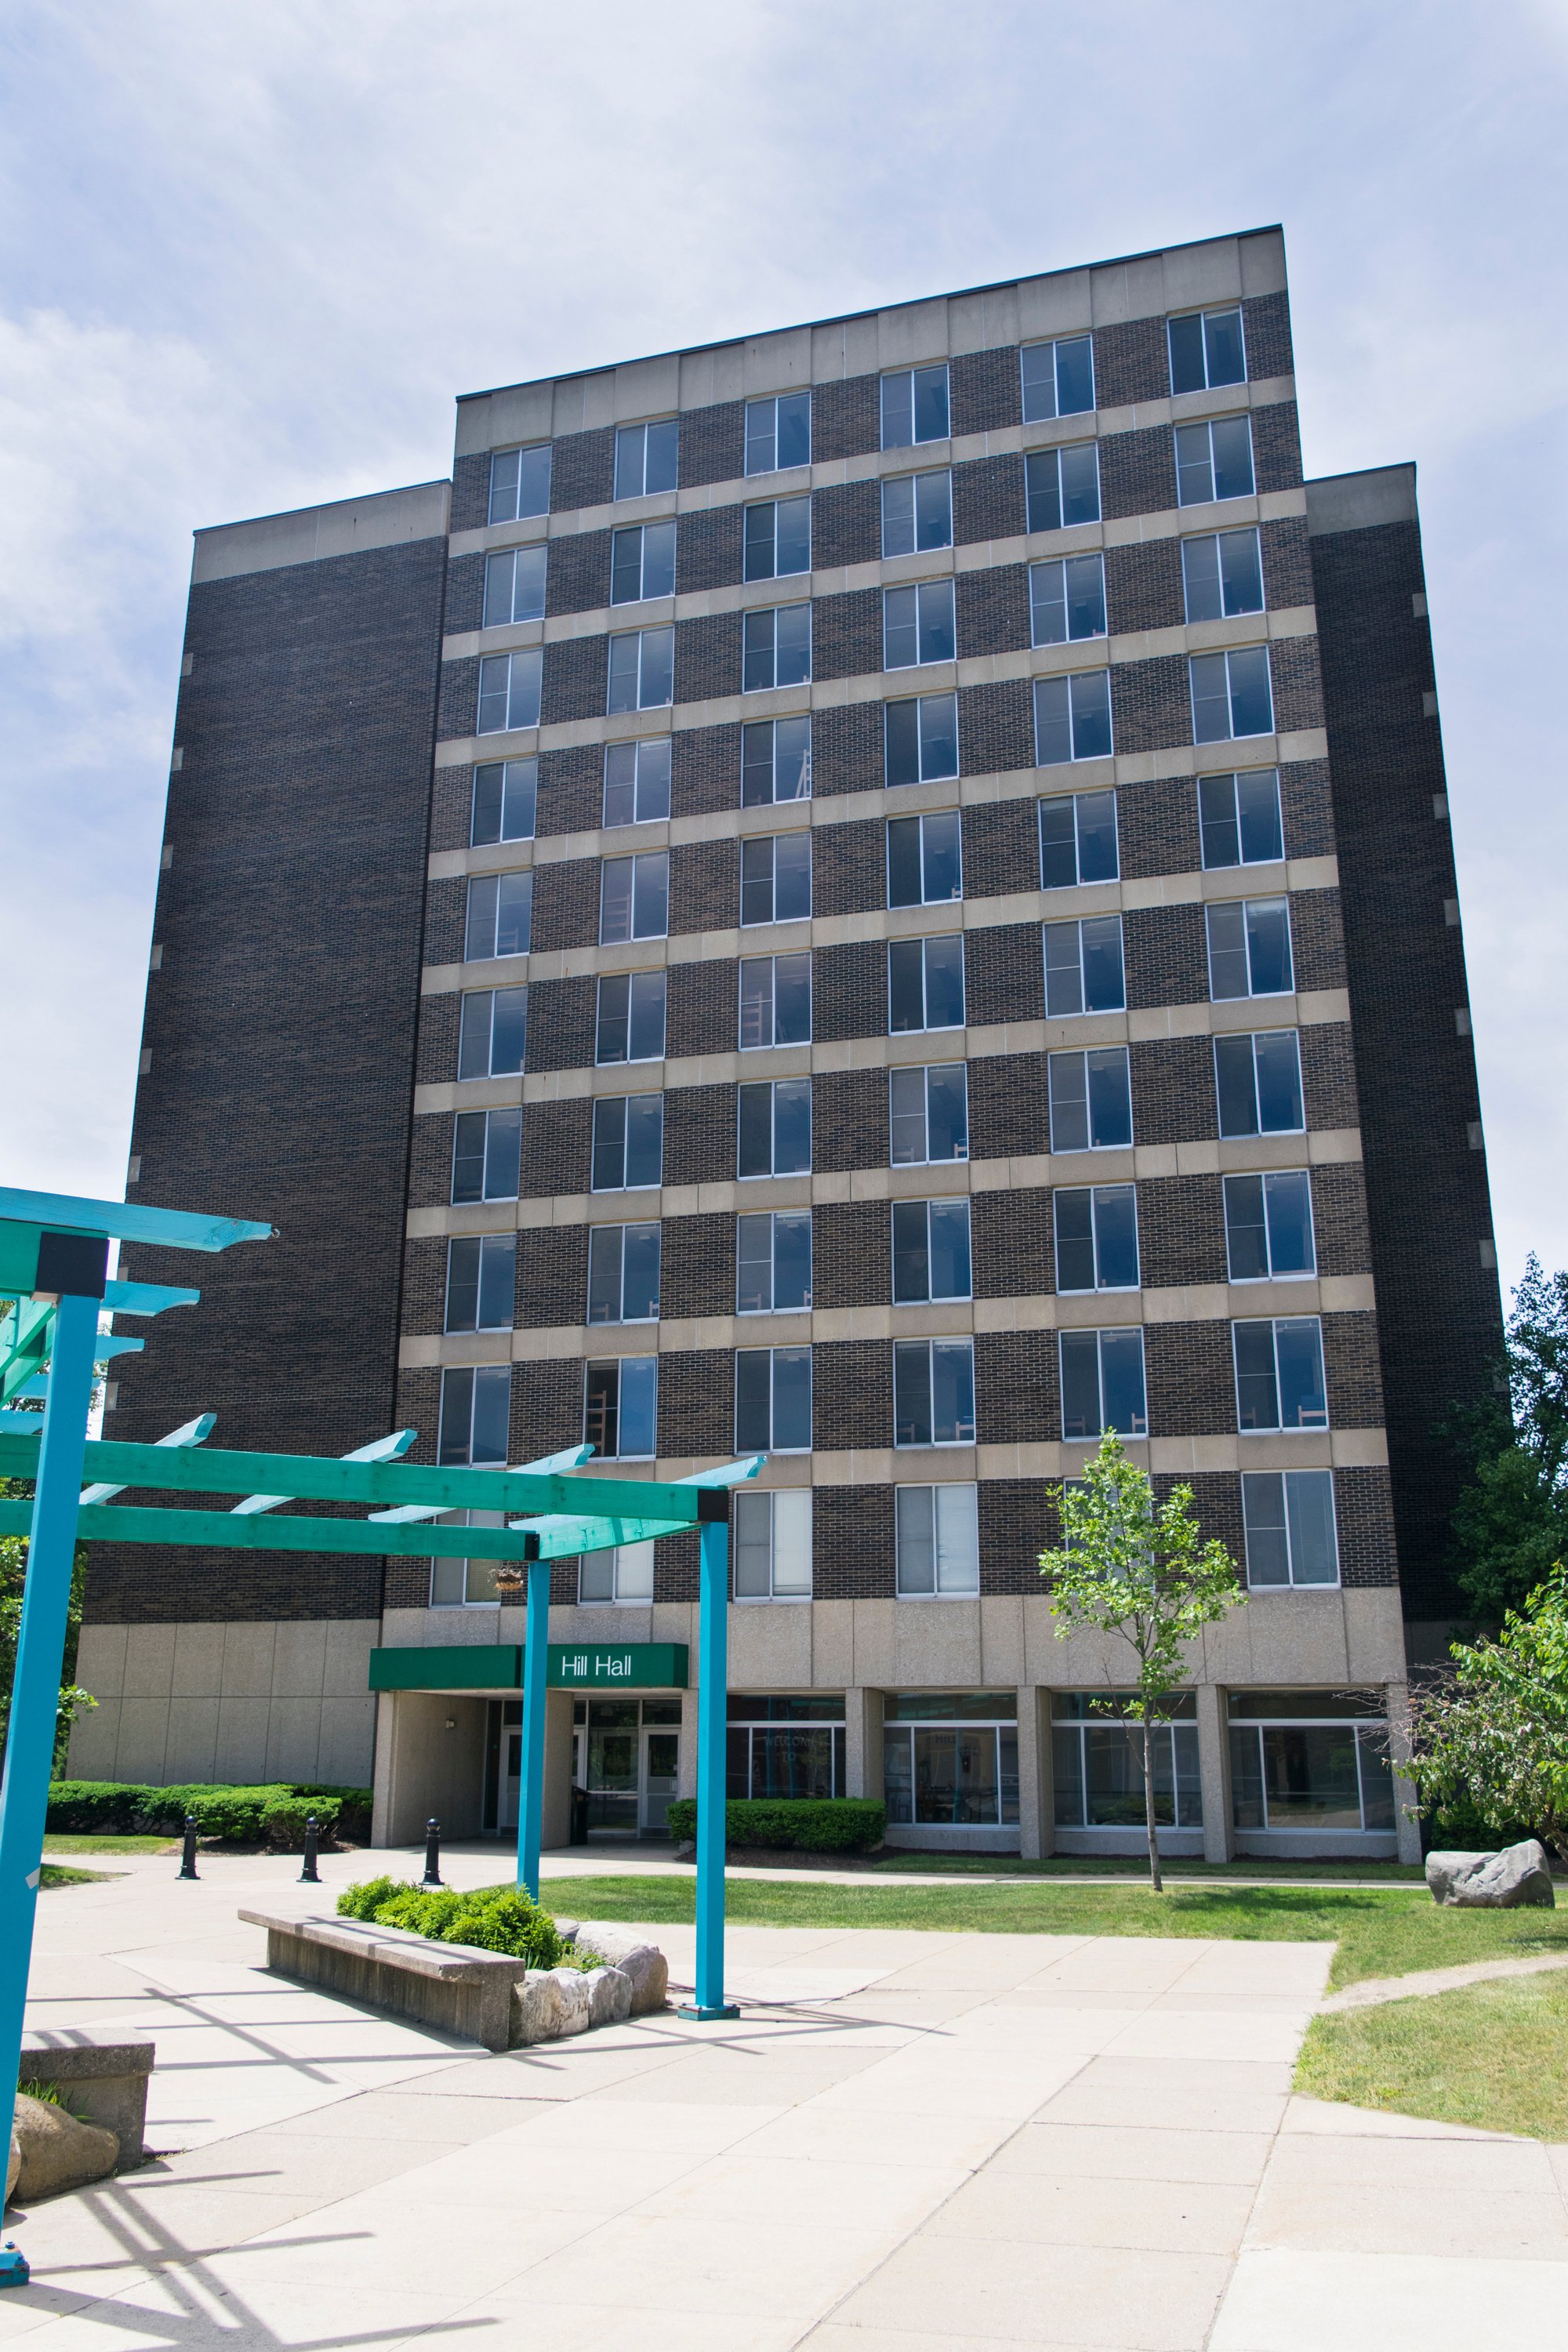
[1403,1567,1568,1864]
[1039,1433,1245,1891]
[0,1477,96,1774]
[1451,1255,1568,1620]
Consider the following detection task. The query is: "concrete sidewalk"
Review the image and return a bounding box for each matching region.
[6,1850,1567,2350]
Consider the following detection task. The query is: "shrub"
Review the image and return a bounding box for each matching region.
[335,1877,570,1967]
[663,1798,885,1853]
[260,1795,342,1850]
[45,1779,372,1844]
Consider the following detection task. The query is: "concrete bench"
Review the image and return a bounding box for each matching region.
[240,1907,532,2051]
[19,2034,155,2167]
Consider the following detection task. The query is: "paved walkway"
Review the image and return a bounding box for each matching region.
[6,1849,1567,2350]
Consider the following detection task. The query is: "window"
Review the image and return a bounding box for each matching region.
[1229,1690,1395,1835]
[734,1489,812,1599]
[894,1338,976,1446]
[742,714,812,805]
[744,390,811,476]
[740,833,811,926]
[600,850,669,943]
[728,1691,844,1796]
[737,1210,812,1312]
[895,1484,979,1596]
[1029,553,1107,648]
[892,1197,971,1304]
[477,650,542,735]
[445,1233,516,1334]
[579,1542,655,1605]
[1044,914,1125,1015]
[437,1363,510,1465]
[1034,671,1112,765]
[1025,443,1101,533]
[587,1221,660,1323]
[742,602,811,692]
[607,626,674,713]
[430,1544,504,1610]
[1207,897,1292,1000]
[488,445,550,524]
[1054,1185,1139,1292]
[1242,1469,1340,1588]
[615,419,679,499]
[889,933,965,1033]
[1021,335,1094,421]
[591,1093,663,1192]
[739,951,811,1047]
[1053,1691,1202,1831]
[458,986,528,1079]
[466,870,532,960]
[881,365,949,449]
[1168,307,1246,396]
[881,470,953,557]
[884,579,955,670]
[1174,416,1255,506]
[1191,646,1274,743]
[611,521,676,604]
[887,810,962,908]
[1214,1029,1304,1138]
[603,738,672,826]
[738,1077,811,1177]
[735,1345,811,1452]
[1048,1047,1132,1152]
[1199,770,1282,868]
[1233,1316,1327,1432]
[1182,528,1264,622]
[743,497,811,581]
[884,1691,1018,1827]
[1224,1171,1315,1281]
[483,544,546,627]
[885,692,959,786]
[1060,1326,1147,1438]
[1039,790,1118,888]
[596,970,666,1065]
[471,758,536,846]
[584,1356,657,1459]
[452,1106,522,1205]
[890,1062,968,1165]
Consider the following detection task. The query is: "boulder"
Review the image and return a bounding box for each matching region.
[585,1966,633,2028]
[9,2094,119,2202]
[573,1923,670,2016]
[1426,1839,1556,1907]
[510,1965,595,2045]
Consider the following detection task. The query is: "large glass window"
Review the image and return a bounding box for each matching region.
[881,365,950,449]
[1021,336,1094,421]
[1034,670,1112,766]
[1174,416,1255,506]
[1039,790,1118,888]
[895,1483,980,1596]
[1052,1691,1203,1830]
[483,543,547,627]
[733,1490,812,1599]
[477,649,542,735]
[1182,528,1264,622]
[741,832,812,926]
[596,970,666,1065]
[884,579,956,670]
[885,691,960,786]
[892,1198,971,1305]
[603,738,672,827]
[452,1106,522,1205]
[894,1338,976,1446]
[466,870,532,960]
[728,1691,844,1798]
[1025,442,1101,533]
[890,1062,968,1165]
[742,714,812,805]
[742,603,811,692]
[586,1221,660,1324]
[471,758,537,847]
[884,1691,1018,1827]
[438,1363,510,1465]
[743,496,811,581]
[1167,307,1247,395]
[458,986,528,1079]
[740,951,811,1047]
[1198,770,1282,868]
[579,1541,655,1604]
[600,851,669,944]
[744,391,811,476]
[888,934,965,1033]
[488,444,550,524]
[1241,1469,1340,1588]
[887,810,962,908]
[591,1093,663,1192]
[1059,1325,1147,1439]
[737,1210,812,1312]
[583,1356,657,1459]
[607,626,674,714]
[738,1077,811,1177]
[445,1233,516,1334]
[1048,1046,1132,1152]
[1207,897,1293,1000]
[1223,1171,1315,1281]
[735,1345,812,1452]
[1232,1316,1328,1432]
[1191,646,1274,743]
[611,521,677,604]
[615,419,679,499]
[1054,1185,1139,1292]
[881,470,953,557]
[1030,554,1106,646]
[1228,1690,1396,1835]
[430,1541,504,1610]
[1044,914,1125,1016]
[1213,1029,1304,1138]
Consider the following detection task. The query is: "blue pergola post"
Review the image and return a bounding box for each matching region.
[516,1553,550,1900]
[681,1493,738,2021]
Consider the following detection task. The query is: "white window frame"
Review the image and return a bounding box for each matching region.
[1241,1468,1341,1589]
[1181,527,1265,623]
[610,519,677,606]
[1029,554,1107,648]
[1222,1170,1316,1283]
[477,649,542,735]
[1212,1028,1305,1139]
[1047,1045,1133,1154]
[1174,415,1256,508]
[1024,441,1102,533]
[739,831,812,927]
[1052,1184,1140,1294]
[742,601,812,693]
[880,363,950,450]
[884,691,960,786]
[579,1541,655,1605]
[586,1220,661,1327]
[736,1208,812,1314]
[891,1196,972,1305]
[590,1092,664,1193]
[1043,913,1126,1017]
[889,1062,969,1166]
[739,951,812,1049]
[614,419,679,501]
[892,1337,977,1449]
[741,714,813,806]
[734,1488,813,1600]
[1033,670,1113,766]
[886,809,963,909]
[483,544,547,628]
[583,1356,658,1461]
[595,968,667,1067]
[887,932,966,1035]
[880,469,953,558]
[735,1345,813,1454]
[451,1106,522,1206]
[457,985,528,1080]
[600,849,670,945]
[1037,789,1119,889]
[1206,896,1294,1001]
[1197,769,1283,869]
[744,390,811,477]
[488,445,550,525]
[1058,1325,1148,1440]
[606,626,674,715]
[471,757,537,847]
[465,870,532,963]
[437,1363,510,1467]
[602,737,672,827]
[1167,307,1247,395]
[742,495,811,582]
[883,578,956,670]
[895,1483,980,1597]
[1231,1315,1329,1433]
[1190,646,1275,744]
[1020,334,1095,422]
[737,1076,812,1178]
[444,1232,516,1334]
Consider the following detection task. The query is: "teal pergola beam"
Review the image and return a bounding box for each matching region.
[0,1499,553,1562]
[368,1443,595,1525]
[0,1185,272,1254]
[231,1428,416,1515]
[81,1411,215,1504]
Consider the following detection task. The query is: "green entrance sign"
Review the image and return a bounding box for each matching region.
[547,1641,688,1689]
[367,1642,688,1693]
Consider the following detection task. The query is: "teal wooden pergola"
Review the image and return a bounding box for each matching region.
[0,1185,756,2286]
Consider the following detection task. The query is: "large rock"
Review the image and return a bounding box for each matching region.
[9,2093,119,2202]
[585,1966,633,2028]
[573,1923,670,2015]
[1426,1839,1556,1907]
[510,1965,595,2045]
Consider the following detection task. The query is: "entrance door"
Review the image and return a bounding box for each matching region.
[641,1730,679,1833]
[499,1728,521,1831]
[585,1700,641,1838]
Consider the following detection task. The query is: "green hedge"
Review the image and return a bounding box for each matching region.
[46,1780,372,1847]
[663,1798,885,1853]
[336,1876,571,1966]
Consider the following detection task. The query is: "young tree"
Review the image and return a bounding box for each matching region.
[1040,1432,1245,1891]
[1451,1255,1568,1620]
[1403,1566,1568,1864]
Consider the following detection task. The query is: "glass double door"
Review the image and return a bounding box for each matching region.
[575,1708,679,1836]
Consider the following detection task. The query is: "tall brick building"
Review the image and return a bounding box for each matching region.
[74,226,1503,1860]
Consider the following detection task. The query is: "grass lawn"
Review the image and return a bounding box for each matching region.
[42,1834,176,1856]
[39,1864,109,1886]
[866,1853,1426,1882]
[539,1870,1568,1991]
[1298,1970,1568,2139]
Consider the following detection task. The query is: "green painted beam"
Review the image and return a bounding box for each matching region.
[0,1189,272,1254]
[0,1498,695,1560]
[0,1300,54,1406]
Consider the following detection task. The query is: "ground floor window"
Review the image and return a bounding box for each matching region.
[727,1693,845,1798]
[883,1691,1018,1826]
[1228,1690,1395,1832]
[1051,1691,1203,1829]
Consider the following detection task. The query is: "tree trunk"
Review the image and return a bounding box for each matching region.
[1142,1719,1163,1893]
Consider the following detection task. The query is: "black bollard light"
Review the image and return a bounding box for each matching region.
[299,1814,321,1885]
[178,1814,199,1880]
[422,1817,442,1887]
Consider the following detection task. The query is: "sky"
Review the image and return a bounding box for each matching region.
[1,0,1564,1296]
